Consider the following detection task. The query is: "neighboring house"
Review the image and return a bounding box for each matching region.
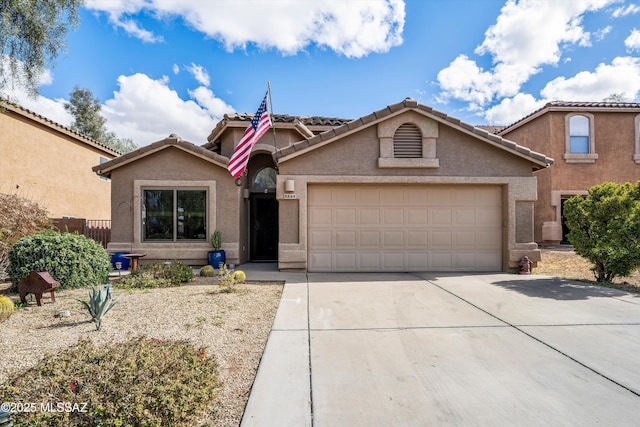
[0,99,119,219]
[498,101,640,245]
[95,98,553,272]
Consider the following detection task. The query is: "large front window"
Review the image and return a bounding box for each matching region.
[143,189,207,241]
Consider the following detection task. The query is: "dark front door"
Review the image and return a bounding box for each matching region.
[250,194,278,261]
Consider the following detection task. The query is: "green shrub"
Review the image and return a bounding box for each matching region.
[0,193,52,280]
[114,261,193,289]
[564,181,640,282]
[1,336,219,426]
[0,295,14,321]
[200,265,215,277]
[7,231,111,290]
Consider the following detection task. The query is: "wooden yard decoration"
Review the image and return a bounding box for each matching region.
[18,271,59,306]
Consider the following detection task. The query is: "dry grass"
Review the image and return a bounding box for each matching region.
[0,277,283,426]
[535,248,640,293]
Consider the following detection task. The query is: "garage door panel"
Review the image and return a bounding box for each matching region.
[335,230,356,247]
[335,252,357,269]
[308,185,502,272]
[359,230,381,247]
[359,252,381,269]
[360,208,381,224]
[335,208,357,225]
[431,208,452,225]
[383,208,404,225]
[383,253,405,269]
[383,230,405,246]
[309,230,332,246]
[408,231,428,247]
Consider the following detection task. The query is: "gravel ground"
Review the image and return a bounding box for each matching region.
[535,247,640,291]
[0,278,283,426]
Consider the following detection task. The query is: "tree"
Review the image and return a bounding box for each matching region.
[603,93,629,102]
[0,0,81,97]
[0,193,52,280]
[64,86,137,153]
[564,182,640,282]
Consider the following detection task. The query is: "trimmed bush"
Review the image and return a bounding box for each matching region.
[1,336,219,426]
[7,231,111,290]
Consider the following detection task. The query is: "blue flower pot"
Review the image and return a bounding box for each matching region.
[208,250,226,268]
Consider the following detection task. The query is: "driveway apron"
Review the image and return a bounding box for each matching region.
[242,272,640,426]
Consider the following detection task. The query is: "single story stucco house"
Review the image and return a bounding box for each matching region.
[94,98,553,272]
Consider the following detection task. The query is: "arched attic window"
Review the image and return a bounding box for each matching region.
[393,123,422,158]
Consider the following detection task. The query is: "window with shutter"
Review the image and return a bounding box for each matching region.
[393,123,422,158]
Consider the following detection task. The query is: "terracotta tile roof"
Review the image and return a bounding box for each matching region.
[93,133,228,178]
[276,97,553,170]
[205,112,351,148]
[498,100,640,135]
[1,97,121,156]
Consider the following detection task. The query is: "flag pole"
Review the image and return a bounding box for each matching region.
[267,81,279,160]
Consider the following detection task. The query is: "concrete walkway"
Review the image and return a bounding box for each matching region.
[240,269,640,426]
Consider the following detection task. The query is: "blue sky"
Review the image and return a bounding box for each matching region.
[4,0,640,147]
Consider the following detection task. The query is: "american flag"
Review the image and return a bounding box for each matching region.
[227,92,272,178]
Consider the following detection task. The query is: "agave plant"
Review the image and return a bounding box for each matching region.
[77,286,117,330]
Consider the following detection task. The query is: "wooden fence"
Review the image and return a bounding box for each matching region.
[52,218,111,249]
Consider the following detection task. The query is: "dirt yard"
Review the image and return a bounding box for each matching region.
[535,247,640,291]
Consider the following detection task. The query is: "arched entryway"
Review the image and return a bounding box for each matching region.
[247,154,278,261]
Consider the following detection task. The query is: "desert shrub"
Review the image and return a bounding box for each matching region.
[7,231,111,290]
[0,193,52,280]
[200,265,215,277]
[114,261,193,289]
[217,265,245,293]
[0,295,14,321]
[1,336,219,426]
[564,181,640,282]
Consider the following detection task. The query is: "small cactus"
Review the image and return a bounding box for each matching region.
[200,265,215,277]
[0,295,15,321]
[233,270,246,283]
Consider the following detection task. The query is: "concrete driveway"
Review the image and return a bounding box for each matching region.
[241,272,640,426]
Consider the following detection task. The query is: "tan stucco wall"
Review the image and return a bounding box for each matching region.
[107,147,241,265]
[0,107,115,219]
[276,112,540,271]
[503,110,640,243]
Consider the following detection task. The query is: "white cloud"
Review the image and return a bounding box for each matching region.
[438,0,616,107]
[172,64,180,74]
[540,56,640,101]
[101,73,235,145]
[186,63,210,87]
[612,3,640,17]
[84,0,405,58]
[625,29,640,51]
[484,93,547,125]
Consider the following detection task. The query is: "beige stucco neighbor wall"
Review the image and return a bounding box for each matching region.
[502,109,640,244]
[276,111,541,272]
[0,103,117,219]
[107,148,241,265]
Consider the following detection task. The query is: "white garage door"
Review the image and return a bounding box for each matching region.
[308,184,502,272]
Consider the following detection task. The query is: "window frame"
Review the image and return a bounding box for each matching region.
[563,113,598,163]
[142,187,208,242]
[634,114,640,164]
